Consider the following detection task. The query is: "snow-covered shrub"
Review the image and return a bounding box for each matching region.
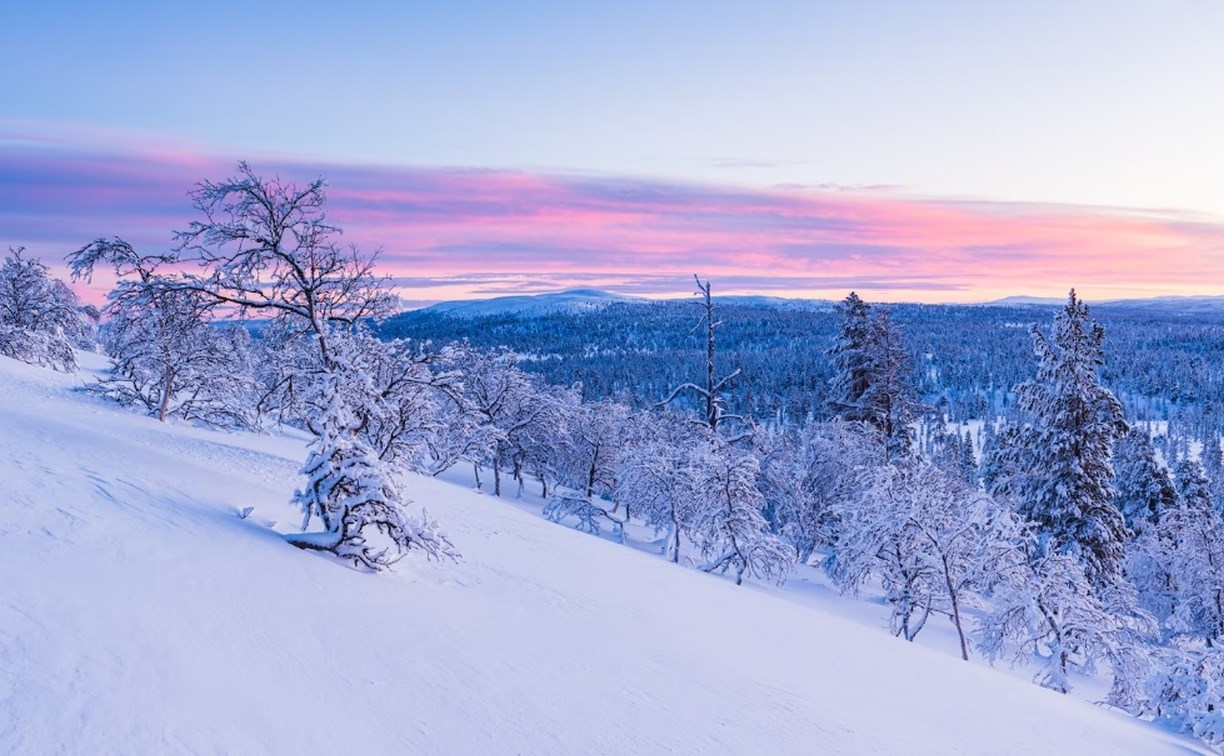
[543,493,624,541]
[288,362,457,569]
[616,413,700,563]
[689,436,796,586]
[1140,648,1224,751]
[976,536,1156,694]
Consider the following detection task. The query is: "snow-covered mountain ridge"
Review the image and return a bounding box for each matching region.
[415,288,1224,319]
[417,288,834,318]
[0,353,1209,755]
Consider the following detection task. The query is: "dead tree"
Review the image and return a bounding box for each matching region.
[657,275,744,437]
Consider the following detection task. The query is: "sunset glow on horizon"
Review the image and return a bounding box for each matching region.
[5,134,1224,309]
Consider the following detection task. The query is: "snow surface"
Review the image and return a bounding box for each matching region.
[0,353,1210,755]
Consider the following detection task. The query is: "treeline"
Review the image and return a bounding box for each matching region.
[380,294,1224,431]
[3,165,1223,750]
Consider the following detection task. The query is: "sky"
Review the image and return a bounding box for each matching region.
[4,0,1224,305]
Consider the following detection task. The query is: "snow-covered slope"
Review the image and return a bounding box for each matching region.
[0,354,1208,755]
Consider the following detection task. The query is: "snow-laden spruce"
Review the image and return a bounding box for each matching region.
[986,289,1130,587]
[1113,427,1178,532]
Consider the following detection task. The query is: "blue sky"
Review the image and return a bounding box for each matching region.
[4,0,1224,302]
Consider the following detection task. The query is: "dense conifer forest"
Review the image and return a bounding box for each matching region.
[380,297,1224,432]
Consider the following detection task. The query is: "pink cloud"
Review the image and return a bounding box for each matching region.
[5,135,1224,307]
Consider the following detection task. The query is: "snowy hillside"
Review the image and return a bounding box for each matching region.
[0,353,1209,755]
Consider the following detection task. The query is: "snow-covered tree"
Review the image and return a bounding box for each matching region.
[166,163,443,569]
[0,247,90,371]
[987,290,1130,586]
[977,531,1155,694]
[1113,427,1176,532]
[1164,459,1224,643]
[1126,523,1180,633]
[1139,647,1224,751]
[827,463,937,642]
[455,346,564,497]
[290,359,456,568]
[657,275,744,436]
[560,398,629,500]
[960,428,979,485]
[827,292,874,420]
[689,436,796,585]
[826,293,920,460]
[829,461,1017,656]
[755,418,881,564]
[69,238,254,425]
[246,321,320,429]
[616,413,700,562]
[324,330,471,476]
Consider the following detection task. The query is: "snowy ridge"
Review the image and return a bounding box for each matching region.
[422,289,1224,319]
[0,353,1210,755]
[417,289,833,318]
[984,295,1069,306]
[987,294,1224,312]
[422,288,646,318]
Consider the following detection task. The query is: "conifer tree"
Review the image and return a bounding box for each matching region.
[988,290,1129,586]
[827,292,874,422]
[1113,427,1177,533]
[826,293,920,460]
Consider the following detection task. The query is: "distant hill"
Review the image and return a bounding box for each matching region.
[984,295,1067,307]
[422,288,645,318]
[987,294,1224,313]
[417,289,834,318]
[1098,295,1224,314]
[418,289,1224,320]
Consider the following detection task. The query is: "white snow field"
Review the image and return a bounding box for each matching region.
[0,353,1209,755]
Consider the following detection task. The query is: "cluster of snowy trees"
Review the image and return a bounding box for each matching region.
[10,165,1224,749]
[0,246,94,371]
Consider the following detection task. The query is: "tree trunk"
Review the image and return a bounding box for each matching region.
[942,556,970,661]
[158,366,175,423]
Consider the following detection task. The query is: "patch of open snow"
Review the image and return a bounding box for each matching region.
[0,354,1210,755]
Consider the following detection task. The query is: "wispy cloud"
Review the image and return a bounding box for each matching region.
[5,132,1224,306]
